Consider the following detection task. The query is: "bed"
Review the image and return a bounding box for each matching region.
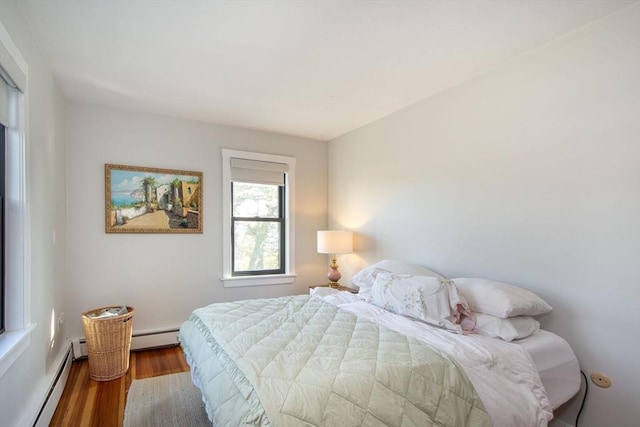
[179,265,580,427]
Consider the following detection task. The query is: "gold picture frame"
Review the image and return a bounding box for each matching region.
[105,164,203,234]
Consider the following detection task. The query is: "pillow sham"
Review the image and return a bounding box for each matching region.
[370,272,473,334]
[474,312,540,342]
[453,278,552,318]
[352,260,445,301]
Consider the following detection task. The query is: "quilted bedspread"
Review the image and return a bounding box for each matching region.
[179,295,492,427]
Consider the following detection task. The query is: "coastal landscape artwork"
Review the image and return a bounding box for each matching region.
[105,164,203,233]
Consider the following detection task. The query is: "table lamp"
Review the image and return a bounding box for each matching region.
[317,230,353,288]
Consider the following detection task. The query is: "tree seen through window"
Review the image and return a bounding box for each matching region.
[232,182,284,274]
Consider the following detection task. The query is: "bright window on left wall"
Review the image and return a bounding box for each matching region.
[1,123,5,335]
[0,22,33,378]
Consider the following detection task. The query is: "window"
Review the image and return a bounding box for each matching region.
[222,149,296,287]
[232,180,285,275]
[0,22,33,377]
[1,125,4,334]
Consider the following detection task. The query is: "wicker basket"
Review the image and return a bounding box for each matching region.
[81,306,135,381]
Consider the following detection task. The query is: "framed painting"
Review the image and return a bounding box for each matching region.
[105,164,203,233]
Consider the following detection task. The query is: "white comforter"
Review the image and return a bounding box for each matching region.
[313,288,553,427]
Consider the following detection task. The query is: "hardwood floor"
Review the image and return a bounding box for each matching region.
[50,345,190,427]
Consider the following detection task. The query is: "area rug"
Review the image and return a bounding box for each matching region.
[124,372,210,427]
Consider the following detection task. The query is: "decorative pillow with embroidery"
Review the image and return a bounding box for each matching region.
[370,272,475,334]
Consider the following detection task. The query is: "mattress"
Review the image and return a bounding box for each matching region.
[515,330,581,409]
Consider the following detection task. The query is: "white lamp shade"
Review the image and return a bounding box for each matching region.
[317,230,353,254]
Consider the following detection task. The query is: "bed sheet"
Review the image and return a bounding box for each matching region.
[514,330,581,409]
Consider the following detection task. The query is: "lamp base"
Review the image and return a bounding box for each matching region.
[327,256,341,283]
[327,281,341,289]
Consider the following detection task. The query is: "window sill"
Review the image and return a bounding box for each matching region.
[222,274,297,288]
[0,323,37,378]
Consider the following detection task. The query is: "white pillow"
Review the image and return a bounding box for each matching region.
[352,260,445,300]
[474,312,540,342]
[369,273,469,334]
[454,278,552,318]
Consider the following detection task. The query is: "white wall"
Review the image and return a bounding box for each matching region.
[328,4,639,427]
[65,102,328,339]
[0,1,68,426]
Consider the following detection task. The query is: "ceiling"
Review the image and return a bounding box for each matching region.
[18,0,634,141]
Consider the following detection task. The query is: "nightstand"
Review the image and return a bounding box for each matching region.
[309,284,358,294]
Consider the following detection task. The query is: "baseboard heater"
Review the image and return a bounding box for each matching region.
[71,327,181,359]
[33,342,73,427]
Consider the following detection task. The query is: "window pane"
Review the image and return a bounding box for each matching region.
[232,182,279,218]
[233,221,281,272]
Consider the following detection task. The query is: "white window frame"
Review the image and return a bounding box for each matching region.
[221,149,296,287]
[0,22,34,378]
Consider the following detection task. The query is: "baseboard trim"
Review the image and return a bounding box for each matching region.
[72,327,180,358]
[33,342,73,426]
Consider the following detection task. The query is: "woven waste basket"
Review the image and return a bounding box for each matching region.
[81,306,134,381]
